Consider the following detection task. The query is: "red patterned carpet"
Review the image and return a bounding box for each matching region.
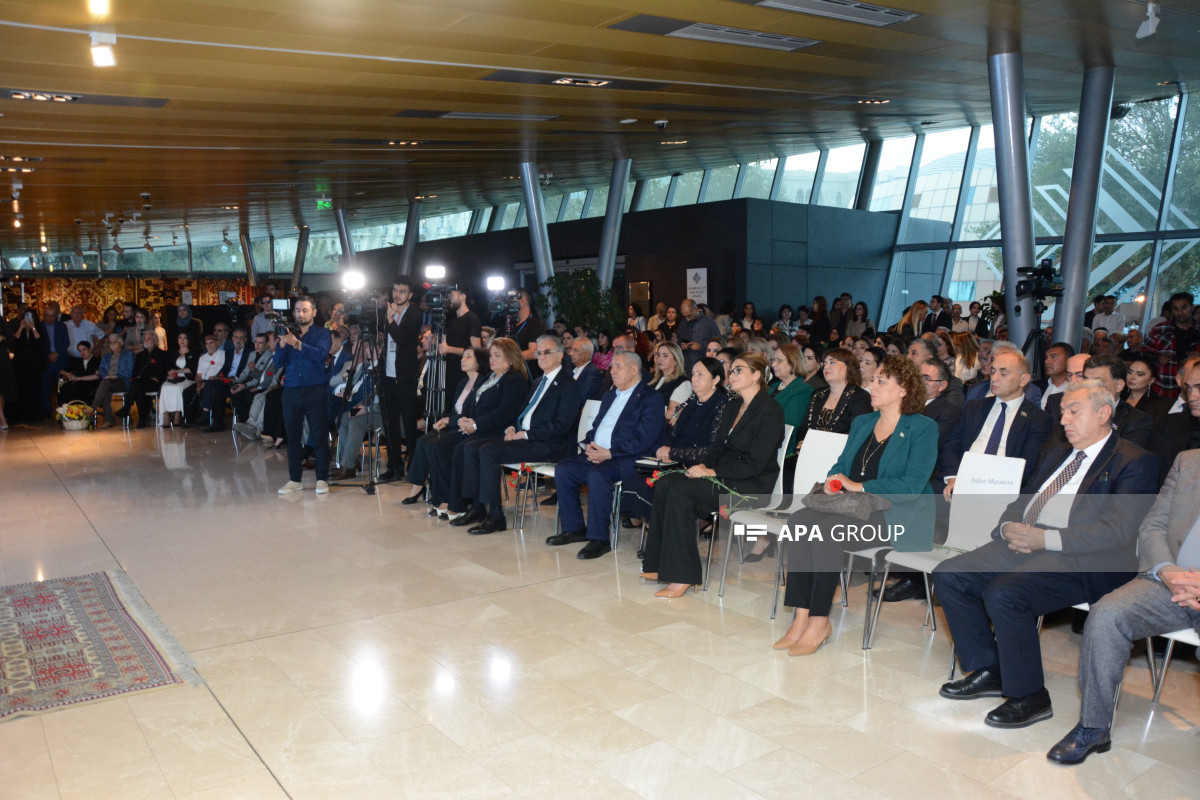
[0,571,196,721]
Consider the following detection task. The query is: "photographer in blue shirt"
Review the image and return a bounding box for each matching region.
[273,295,333,495]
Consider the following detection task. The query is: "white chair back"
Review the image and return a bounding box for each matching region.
[794,430,848,506]
[765,424,794,504]
[577,399,602,444]
[945,452,1025,552]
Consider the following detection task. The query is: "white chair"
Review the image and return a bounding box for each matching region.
[867,452,1024,649]
[1150,626,1200,704]
[701,424,792,593]
[510,400,602,531]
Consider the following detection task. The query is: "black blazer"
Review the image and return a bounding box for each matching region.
[940,396,1052,488]
[798,384,872,441]
[572,362,604,406]
[134,347,171,384]
[1045,395,1154,451]
[469,370,529,437]
[993,436,1158,599]
[167,349,201,380]
[517,367,582,458]
[584,380,665,459]
[223,346,252,379]
[923,395,962,482]
[1150,411,1199,486]
[653,374,688,405]
[385,303,422,380]
[710,392,786,493]
[921,309,951,334]
[1129,393,1171,425]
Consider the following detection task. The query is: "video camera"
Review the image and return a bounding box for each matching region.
[1016,258,1064,301]
[422,283,456,331]
[266,298,300,337]
[489,288,522,318]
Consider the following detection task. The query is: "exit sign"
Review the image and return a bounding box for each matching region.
[316,198,332,211]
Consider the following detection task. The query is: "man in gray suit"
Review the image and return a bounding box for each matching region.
[1047,361,1200,765]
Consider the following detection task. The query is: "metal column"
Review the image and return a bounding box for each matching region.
[240,231,258,286]
[597,157,631,289]
[628,180,646,212]
[988,50,1038,350]
[291,226,309,290]
[334,206,355,268]
[268,234,275,275]
[809,150,829,204]
[855,139,884,211]
[519,161,555,313]
[398,199,421,278]
[1053,66,1115,349]
[1144,93,1188,329]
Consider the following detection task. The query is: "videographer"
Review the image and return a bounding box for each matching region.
[382,279,422,482]
[438,289,483,417]
[509,289,546,378]
[273,296,333,495]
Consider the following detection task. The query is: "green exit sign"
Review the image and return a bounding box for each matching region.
[316,198,332,211]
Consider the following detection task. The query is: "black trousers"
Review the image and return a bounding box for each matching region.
[124,377,161,421]
[199,380,230,428]
[447,434,496,512]
[231,387,254,422]
[642,473,723,586]
[784,509,885,617]
[282,385,330,482]
[426,428,467,506]
[381,376,419,474]
[262,387,286,439]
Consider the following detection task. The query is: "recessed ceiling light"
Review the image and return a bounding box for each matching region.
[752,0,919,27]
[220,205,238,210]
[1157,80,1179,86]
[0,156,42,162]
[660,139,688,145]
[387,140,422,146]
[619,118,639,124]
[88,0,110,16]
[1,167,35,173]
[552,77,611,87]
[9,90,81,102]
[90,31,117,68]
[857,98,890,105]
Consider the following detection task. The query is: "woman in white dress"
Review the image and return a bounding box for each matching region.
[158,332,200,426]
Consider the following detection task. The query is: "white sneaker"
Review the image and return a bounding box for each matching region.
[315,480,330,495]
[278,480,304,495]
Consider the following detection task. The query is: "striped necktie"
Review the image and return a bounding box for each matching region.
[1023,451,1086,526]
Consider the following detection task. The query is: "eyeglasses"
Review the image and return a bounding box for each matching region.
[535,349,558,357]
[729,366,749,376]
[921,376,947,384]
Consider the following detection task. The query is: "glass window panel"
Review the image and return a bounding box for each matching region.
[704,165,739,202]
[1088,241,1154,332]
[904,128,972,243]
[350,222,407,253]
[639,176,670,210]
[738,158,778,200]
[959,125,1000,241]
[1029,112,1078,237]
[191,241,246,273]
[584,185,608,218]
[817,143,866,209]
[498,203,519,229]
[623,180,636,213]
[541,194,563,221]
[560,191,586,221]
[515,204,527,228]
[778,152,819,204]
[1099,97,1177,234]
[420,210,471,242]
[868,137,915,212]
[669,170,703,206]
[1150,238,1200,320]
[1166,98,1200,230]
[273,235,299,273]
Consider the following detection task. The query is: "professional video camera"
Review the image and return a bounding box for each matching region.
[422,283,456,332]
[489,288,522,334]
[341,293,378,336]
[1016,258,1064,316]
[265,298,300,337]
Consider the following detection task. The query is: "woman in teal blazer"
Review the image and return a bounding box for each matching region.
[774,355,938,656]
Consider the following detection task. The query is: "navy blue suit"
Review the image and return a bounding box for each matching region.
[934,435,1159,698]
[572,362,604,407]
[556,381,665,541]
[939,397,1052,490]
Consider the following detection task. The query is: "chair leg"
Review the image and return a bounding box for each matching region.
[922,572,936,632]
[865,560,890,650]
[639,520,647,554]
[703,513,719,592]
[1144,637,1158,688]
[1152,638,1177,704]
[610,483,622,551]
[948,644,957,681]
[839,563,850,608]
[771,545,785,620]
[717,517,734,598]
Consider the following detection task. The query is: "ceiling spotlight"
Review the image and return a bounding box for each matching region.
[341,269,366,291]
[619,118,638,124]
[486,276,506,291]
[13,214,21,228]
[660,139,688,145]
[88,0,110,16]
[90,30,117,68]
[857,98,891,105]
[1137,2,1159,39]
[222,234,233,248]
[552,77,610,87]
[40,244,48,253]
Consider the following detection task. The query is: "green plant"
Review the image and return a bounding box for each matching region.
[535,268,626,334]
[979,290,1005,325]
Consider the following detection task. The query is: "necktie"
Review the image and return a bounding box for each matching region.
[984,402,1008,455]
[927,312,935,329]
[518,376,548,428]
[1023,451,1087,525]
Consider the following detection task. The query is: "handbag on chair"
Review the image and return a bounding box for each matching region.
[802,482,891,521]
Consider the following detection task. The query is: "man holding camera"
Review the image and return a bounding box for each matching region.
[274,296,333,495]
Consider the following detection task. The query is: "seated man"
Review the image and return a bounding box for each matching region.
[1047,429,1200,764]
[548,351,664,559]
[330,354,380,481]
[230,332,274,425]
[117,330,170,428]
[199,327,252,432]
[933,382,1158,729]
[1044,354,1153,450]
[452,335,581,534]
[1149,355,1200,484]
[57,340,101,405]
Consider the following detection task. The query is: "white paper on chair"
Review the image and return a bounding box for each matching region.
[955,452,1024,494]
[794,429,848,510]
[945,452,1024,552]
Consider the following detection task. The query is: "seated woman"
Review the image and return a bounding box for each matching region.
[158,332,200,426]
[796,348,873,446]
[650,341,691,419]
[857,345,886,387]
[93,333,134,428]
[439,338,530,520]
[641,351,784,598]
[775,355,938,656]
[624,357,730,529]
[1124,356,1170,423]
[768,343,814,480]
[401,345,489,503]
[57,340,101,405]
[802,343,828,393]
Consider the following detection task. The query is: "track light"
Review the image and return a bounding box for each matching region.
[1137,2,1159,39]
[222,234,233,248]
[144,240,154,253]
[90,30,117,67]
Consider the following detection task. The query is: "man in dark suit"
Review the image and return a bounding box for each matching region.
[199,327,253,432]
[907,337,964,406]
[117,330,170,428]
[922,295,952,334]
[1047,445,1200,764]
[566,336,603,408]
[452,335,582,534]
[941,348,1052,495]
[549,351,665,559]
[1149,360,1200,485]
[933,383,1159,729]
[381,280,422,481]
[40,301,72,416]
[1033,342,1074,410]
[1045,355,1154,450]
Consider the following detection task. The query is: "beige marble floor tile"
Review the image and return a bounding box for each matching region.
[724,747,892,800]
[614,694,779,772]
[0,716,60,800]
[855,752,1020,800]
[358,724,516,800]
[246,715,399,800]
[1123,761,1200,800]
[598,741,770,799]
[173,770,290,800]
[630,653,774,716]
[473,733,646,797]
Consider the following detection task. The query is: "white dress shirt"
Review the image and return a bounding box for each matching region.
[1041,378,1068,410]
[519,366,561,430]
[1091,311,1126,333]
[1017,432,1112,551]
[197,349,226,380]
[968,395,1026,455]
[592,384,635,450]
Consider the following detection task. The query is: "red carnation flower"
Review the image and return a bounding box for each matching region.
[829,478,843,493]
[719,504,730,519]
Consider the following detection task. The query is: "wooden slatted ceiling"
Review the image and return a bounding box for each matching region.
[0,0,1198,257]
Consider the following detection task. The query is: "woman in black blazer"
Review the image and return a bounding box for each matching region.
[438,338,531,518]
[403,346,488,505]
[795,349,873,445]
[641,351,785,597]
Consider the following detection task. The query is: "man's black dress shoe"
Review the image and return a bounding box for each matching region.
[546,530,588,546]
[620,516,642,529]
[939,667,1003,699]
[986,688,1052,728]
[135,419,149,429]
[400,486,427,505]
[577,540,612,559]
[1046,723,1111,764]
[377,470,397,483]
[468,517,507,535]
[540,493,558,506]
[877,575,928,602]
[450,508,488,527]
[115,407,130,418]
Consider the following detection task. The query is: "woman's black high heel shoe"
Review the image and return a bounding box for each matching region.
[743,537,777,563]
[401,486,427,505]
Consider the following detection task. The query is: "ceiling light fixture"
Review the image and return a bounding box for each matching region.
[88,0,110,16]
[40,244,48,253]
[619,118,639,124]
[552,77,611,87]
[13,214,21,228]
[387,140,421,146]
[1137,2,1159,39]
[144,240,154,253]
[90,30,117,67]
[0,156,42,163]
[660,139,688,145]
[751,0,919,27]
[857,98,891,105]
[1157,80,1178,86]
[222,234,233,247]
[112,242,124,255]
[9,90,81,103]
[1,167,35,173]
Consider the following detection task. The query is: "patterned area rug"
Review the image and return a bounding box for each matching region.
[0,571,198,721]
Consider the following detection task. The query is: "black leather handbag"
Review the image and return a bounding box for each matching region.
[803,482,891,521]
